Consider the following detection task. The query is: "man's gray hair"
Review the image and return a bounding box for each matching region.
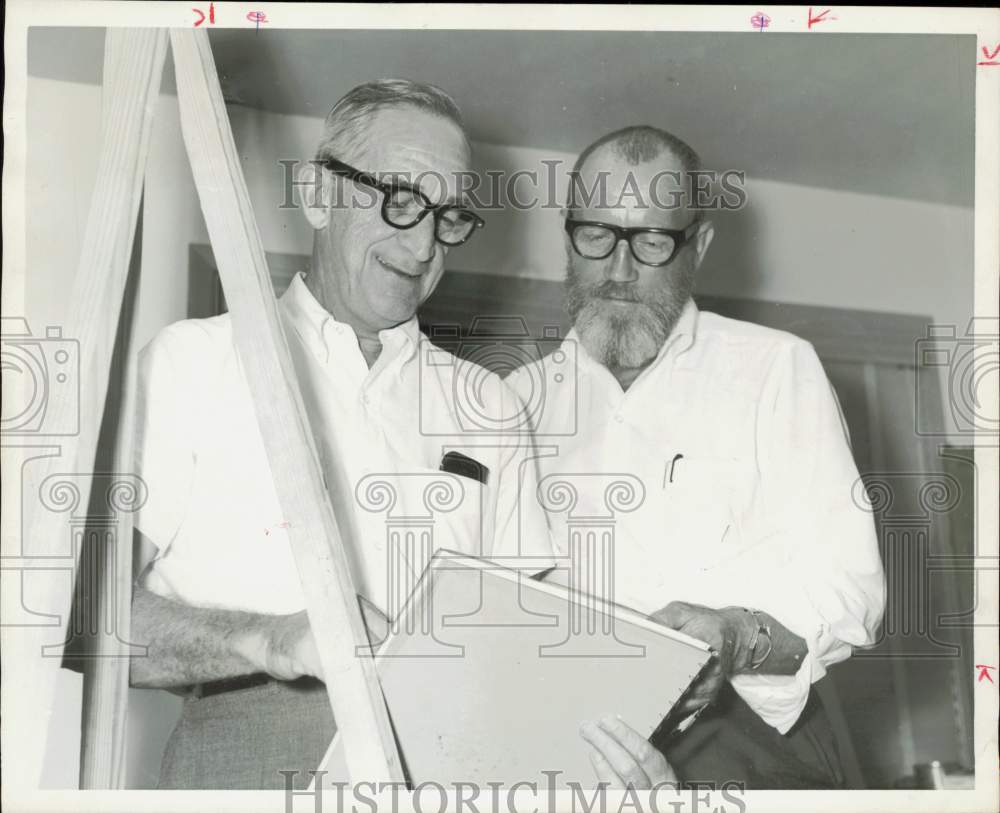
[315,78,470,163]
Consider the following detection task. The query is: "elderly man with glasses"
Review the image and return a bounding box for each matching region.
[509,125,885,789]
[128,79,563,790]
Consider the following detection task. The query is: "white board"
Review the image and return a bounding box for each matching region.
[316,552,712,788]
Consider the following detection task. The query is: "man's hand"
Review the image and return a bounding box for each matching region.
[580,716,676,788]
[650,601,754,714]
[240,610,323,681]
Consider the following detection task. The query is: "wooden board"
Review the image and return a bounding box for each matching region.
[4,27,168,791]
[78,192,145,790]
[169,28,403,784]
[317,553,712,787]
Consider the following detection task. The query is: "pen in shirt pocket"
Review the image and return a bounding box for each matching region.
[663,453,684,487]
[440,451,490,486]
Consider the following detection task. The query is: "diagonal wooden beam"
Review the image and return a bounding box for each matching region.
[78,193,146,790]
[4,28,168,791]
[169,28,404,784]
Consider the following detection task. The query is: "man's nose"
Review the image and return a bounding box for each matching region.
[605,238,638,283]
[397,213,437,263]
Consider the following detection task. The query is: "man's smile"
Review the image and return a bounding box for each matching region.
[375,254,422,279]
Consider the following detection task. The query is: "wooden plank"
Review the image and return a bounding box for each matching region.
[169,28,404,784]
[6,28,168,791]
[78,195,145,789]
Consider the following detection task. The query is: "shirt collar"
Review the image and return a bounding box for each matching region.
[657,296,699,363]
[279,272,420,365]
[566,296,700,378]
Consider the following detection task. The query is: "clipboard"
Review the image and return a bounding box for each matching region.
[315,551,713,788]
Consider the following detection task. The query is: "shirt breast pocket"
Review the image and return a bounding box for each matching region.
[355,468,490,566]
[660,456,756,568]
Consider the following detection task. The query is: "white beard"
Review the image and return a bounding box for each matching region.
[574,299,670,369]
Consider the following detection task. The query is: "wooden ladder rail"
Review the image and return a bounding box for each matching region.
[13,26,401,791]
[4,28,168,791]
[170,27,404,785]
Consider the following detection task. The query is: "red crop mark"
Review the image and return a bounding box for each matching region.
[976,664,996,684]
[807,7,836,29]
[192,1,215,27]
[978,44,1000,66]
[247,10,269,32]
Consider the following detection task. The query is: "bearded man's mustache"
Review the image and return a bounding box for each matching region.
[584,281,642,303]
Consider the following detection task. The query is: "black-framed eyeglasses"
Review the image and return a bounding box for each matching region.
[321,157,485,247]
[564,218,701,267]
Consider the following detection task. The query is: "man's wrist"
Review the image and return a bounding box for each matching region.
[230,619,274,675]
[721,606,759,674]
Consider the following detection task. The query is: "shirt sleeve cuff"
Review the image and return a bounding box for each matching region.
[729,647,820,734]
[727,612,854,733]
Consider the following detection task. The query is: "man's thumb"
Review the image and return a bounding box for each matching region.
[650,600,693,629]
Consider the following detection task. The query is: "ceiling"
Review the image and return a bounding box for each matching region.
[28,27,975,206]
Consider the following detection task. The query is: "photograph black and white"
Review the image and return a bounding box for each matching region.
[2,4,998,813]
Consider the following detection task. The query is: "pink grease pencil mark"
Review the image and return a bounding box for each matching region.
[807,7,836,30]
[978,44,1000,66]
[247,11,269,32]
[264,521,291,537]
[976,664,996,684]
[192,1,214,27]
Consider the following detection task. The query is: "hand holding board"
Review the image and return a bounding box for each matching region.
[316,552,713,788]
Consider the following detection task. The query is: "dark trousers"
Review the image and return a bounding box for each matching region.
[159,677,846,790]
[652,681,847,790]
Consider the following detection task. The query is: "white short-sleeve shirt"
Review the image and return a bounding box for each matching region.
[135,273,554,616]
[507,299,886,734]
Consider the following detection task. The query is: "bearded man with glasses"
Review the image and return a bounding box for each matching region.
[128,79,561,789]
[510,126,885,789]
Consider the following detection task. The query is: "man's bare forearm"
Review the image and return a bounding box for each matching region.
[130,586,279,688]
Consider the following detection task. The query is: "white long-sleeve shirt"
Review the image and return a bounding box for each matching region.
[135,273,554,616]
[507,299,885,733]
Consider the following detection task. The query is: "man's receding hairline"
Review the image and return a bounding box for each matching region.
[351,104,469,160]
[315,78,471,166]
[574,142,689,179]
[571,125,701,177]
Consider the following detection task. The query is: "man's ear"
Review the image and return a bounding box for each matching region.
[560,207,574,252]
[692,219,715,269]
[299,161,331,230]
